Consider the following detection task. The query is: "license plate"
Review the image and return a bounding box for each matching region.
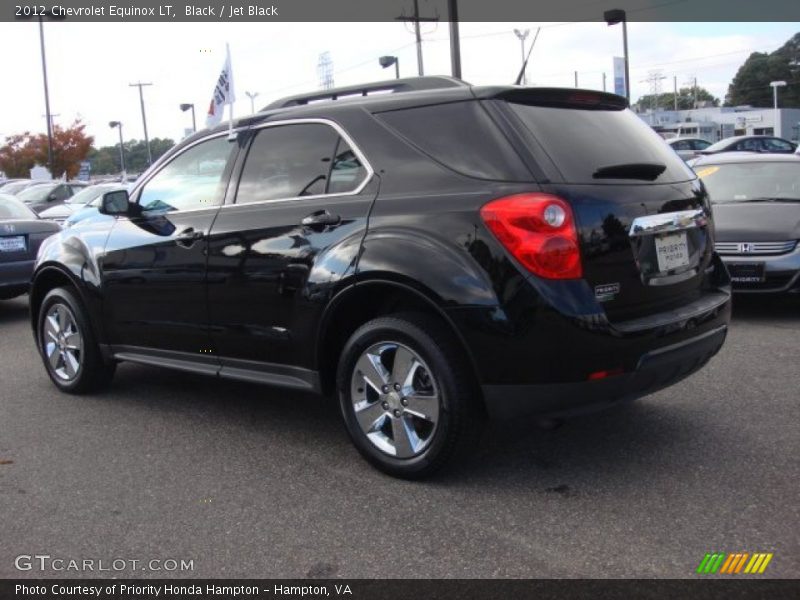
[0,235,26,252]
[654,232,690,272]
[727,262,765,283]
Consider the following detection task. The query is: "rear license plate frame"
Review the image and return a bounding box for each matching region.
[654,231,690,273]
[0,235,26,253]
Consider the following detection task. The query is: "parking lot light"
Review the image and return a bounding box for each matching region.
[770,81,787,137]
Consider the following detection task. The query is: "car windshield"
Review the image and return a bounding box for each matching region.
[693,161,800,202]
[65,185,108,205]
[0,193,38,219]
[17,184,57,203]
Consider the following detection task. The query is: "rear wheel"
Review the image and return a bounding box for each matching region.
[37,287,115,393]
[337,313,484,479]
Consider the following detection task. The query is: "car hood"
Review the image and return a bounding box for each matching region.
[38,204,75,219]
[713,202,800,242]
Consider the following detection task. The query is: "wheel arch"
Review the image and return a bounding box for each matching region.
[316,278,483,397]
[30,264,105,346]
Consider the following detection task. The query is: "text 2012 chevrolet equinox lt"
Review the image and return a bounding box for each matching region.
[30,77,731,478]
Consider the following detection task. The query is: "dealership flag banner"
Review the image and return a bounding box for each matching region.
[206,43,236,129]
[613,56,626,98]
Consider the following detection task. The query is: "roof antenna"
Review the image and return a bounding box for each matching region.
[514,27,541,86]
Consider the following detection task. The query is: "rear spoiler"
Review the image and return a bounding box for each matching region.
[483,87,629,111]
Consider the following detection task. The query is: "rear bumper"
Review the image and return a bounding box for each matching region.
[482,324,727,419]
[0,258,35,292]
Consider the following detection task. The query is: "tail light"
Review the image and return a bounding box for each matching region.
[480,193,583,279]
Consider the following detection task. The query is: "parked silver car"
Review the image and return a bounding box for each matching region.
[667,137,712,161]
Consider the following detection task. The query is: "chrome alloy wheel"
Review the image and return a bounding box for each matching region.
[350,342,440,458]
[42,303,83,381]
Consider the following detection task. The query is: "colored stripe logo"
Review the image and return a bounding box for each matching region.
[696,552,773,574]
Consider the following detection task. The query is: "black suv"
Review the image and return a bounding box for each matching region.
[31,77,731,478]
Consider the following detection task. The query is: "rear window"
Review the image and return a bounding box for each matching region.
[507,102,694,184]
[375,101,530,181]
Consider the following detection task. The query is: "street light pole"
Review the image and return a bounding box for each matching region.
[109,121,125,178]
[129,82,153,166]
[513,29,530,86]
[447,0,461,79]
[770,80,787,137]
[605,9,631,105]
[245,91,260,114]
[38,16,54,177]
[379,56,400,79]
[179,103,196,133]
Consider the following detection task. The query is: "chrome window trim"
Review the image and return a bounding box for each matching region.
[218,117,375,211]
[126,128,247,216]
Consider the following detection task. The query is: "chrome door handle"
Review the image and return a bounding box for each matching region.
[301,210,341,228]
[176,228,203,247]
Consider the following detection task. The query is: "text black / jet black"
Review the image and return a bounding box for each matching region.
[31,77,731,478]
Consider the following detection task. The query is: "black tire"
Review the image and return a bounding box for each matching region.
[337,312,484,479]
[37,287,115,393]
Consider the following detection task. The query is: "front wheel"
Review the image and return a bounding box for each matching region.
[37,287,115,393]
[337,313,484,479]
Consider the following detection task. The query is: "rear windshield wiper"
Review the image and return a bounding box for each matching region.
[592,163,666,181]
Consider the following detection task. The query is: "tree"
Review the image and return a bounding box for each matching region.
[0,119,93,179]
[0,133,39,178]
[86,138,175,176]
[725,32,800,107]
[634,86,719,112]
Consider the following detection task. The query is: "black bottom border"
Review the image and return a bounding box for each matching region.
[2,579,799,600]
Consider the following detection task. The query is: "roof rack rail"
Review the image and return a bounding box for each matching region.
[263,76,469,110]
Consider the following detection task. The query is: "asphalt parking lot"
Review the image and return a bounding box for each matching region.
[0,293,798,579]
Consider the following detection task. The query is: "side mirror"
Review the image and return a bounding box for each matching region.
[99,190,130,216]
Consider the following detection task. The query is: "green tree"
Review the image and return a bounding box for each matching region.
[725,32,800,107]
[87,138,175,176]
[634,87,719,112]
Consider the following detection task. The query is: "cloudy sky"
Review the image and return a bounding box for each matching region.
[0,21,797,147]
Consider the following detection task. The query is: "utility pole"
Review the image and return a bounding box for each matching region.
[603,72,607,92]
[129,82,153,166]
[513,29,530,85]
[41,113,60,130]
[448,0,461,79]
[574,71,579,88]
[673,76,678,110]
[396,0,438,76]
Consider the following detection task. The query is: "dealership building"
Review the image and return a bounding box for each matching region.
[636,105,800,143]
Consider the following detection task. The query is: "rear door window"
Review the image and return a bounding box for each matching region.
[506,101,694,184]
[235,123,368,204]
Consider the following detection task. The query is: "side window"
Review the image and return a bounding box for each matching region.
[764,138,792,151]
[236,124,340,204]
[53,185,71,201]
[737,139,760,152]
[328,138,368,194]
[138,136,233,212]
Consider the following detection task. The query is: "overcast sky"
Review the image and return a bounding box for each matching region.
[0,21,797,147]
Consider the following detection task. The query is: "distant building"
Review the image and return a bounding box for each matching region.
[636,106,800,143]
